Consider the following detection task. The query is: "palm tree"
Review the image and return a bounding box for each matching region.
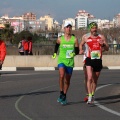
[2,23,14,44]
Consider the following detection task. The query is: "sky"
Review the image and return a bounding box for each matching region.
[0,0,120,24]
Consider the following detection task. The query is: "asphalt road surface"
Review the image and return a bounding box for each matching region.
[0,70,119,120]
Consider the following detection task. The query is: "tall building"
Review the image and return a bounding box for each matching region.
[40,14,54,31]
[21,12,36,31]
[75,10,95,29]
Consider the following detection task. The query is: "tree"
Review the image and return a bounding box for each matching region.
[2,23,14,44]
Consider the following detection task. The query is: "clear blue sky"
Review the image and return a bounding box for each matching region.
[0,0,120,24]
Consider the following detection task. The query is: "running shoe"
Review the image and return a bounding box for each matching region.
[87,96,92,104]
[61,96,67,105]
[84,96,88,102]
[57,94,63,103]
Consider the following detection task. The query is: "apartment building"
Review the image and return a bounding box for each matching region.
[75,10,115,30]
[75,16,88,29]
[22,12,36,21]
[40,14,54,31]
[0,15,23,33]
[75,10,96,29]
[0,10,119,33]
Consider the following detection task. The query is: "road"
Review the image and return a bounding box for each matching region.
[0,70,119,120]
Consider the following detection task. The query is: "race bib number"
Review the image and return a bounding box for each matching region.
[91,50,101,59]
[66,50,73,58]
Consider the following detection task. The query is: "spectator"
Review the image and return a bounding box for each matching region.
[18,36,25,55]
[27,36,33,55]
[0,39,6,70]
[23,37,29,55]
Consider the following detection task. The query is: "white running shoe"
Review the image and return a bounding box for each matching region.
[87,96,92,104]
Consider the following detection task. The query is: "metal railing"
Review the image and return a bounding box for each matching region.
[6,44,120,55]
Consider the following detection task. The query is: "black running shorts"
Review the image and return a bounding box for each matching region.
[85,57,103,72]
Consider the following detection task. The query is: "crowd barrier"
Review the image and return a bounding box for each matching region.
[3,55,120,67]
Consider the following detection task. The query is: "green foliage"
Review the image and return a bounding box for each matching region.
[1,23,14,43]
[13,30,48,44]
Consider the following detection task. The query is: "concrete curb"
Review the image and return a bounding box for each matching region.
[1,66,120,71]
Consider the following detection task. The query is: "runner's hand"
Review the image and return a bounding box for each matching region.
[70,52,75,58]
[52,53,57,59]
[99,39,104,46]
[79,50,84,54]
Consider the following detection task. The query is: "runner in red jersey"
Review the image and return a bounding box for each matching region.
[79,22,109,104]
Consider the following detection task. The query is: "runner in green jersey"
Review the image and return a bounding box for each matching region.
[52,21,79,105]
[58,35,75,67]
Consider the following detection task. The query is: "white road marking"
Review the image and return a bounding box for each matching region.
[15,85,57,120]
[14,79,120,119]
[95,84,120,116]
[1,73,41,77]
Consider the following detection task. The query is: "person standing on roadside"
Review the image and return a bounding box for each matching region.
[0,38,6,70]
[79,22,109,104]
[18,36,25,55]
[52,21,79,105]
[27,36,33,55]
[23,37,29,55]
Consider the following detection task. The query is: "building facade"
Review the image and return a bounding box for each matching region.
[40,14,54,31]
[22,12,36,21]
[75,10,95,29]
[113,13,120,27]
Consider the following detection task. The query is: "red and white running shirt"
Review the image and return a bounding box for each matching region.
[84,33,102,59]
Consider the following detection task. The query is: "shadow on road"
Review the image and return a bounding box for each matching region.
[95,94,120,105]
[0,90,57,99]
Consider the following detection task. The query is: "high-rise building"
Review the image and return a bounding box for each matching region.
[75,10,95,29]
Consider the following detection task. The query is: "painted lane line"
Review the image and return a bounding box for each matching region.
[1,73,41,77]
[15,96,32,120]
[15,84,57,120]
[34,67,55,71]
[95,84,120,117]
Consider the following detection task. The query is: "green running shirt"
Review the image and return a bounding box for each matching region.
[58,35,75,67]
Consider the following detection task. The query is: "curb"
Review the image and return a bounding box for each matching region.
[1,66,120,71]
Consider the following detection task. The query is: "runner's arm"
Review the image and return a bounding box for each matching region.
[74,37,79,55]
[101,35,109,51]
[79,35,86,54]
[53,37,60,53]
[52,37,61,59]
